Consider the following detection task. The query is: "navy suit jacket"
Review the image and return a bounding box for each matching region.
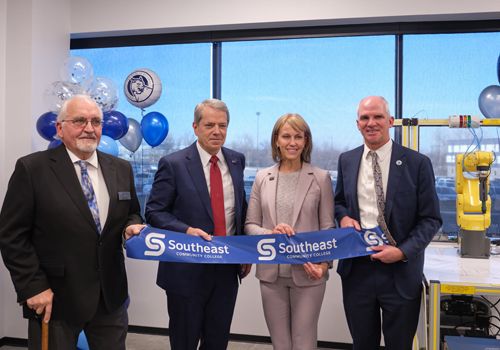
[335,142,442,299]
[145,142,247,296]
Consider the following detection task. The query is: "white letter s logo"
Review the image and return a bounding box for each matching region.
[364,230,384,246]
[257,238,276,261]
[145,233,166,256]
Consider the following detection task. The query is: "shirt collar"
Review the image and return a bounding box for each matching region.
[66,147,99,169]
[196,140,224,167]
[363,139,393,162]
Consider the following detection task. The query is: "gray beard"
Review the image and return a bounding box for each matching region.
[77,139,98,153]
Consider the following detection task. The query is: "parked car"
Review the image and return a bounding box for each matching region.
[244,179,254,202]
[436,177,455,187]
[134,172,155,194]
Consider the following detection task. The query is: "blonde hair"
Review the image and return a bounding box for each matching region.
[271,113,312,164]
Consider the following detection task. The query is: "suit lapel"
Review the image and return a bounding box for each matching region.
[385,143,407,223]
[266,164,280,227]
[98,151,117,234]
[349,146,364,221]
[185,143,213,219]
[222,148,243,220]
[50,145,100,235]
[292,163,314,228]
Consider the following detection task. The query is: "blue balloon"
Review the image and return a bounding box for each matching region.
[47,139,62,149]
[77,331,89,350]
[141,112,169,147]
[103,111,129,140]
[36,112,58,141]
[98,135,119,156]
[478,85,500,119]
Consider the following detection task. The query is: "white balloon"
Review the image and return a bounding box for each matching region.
[124,69,162,109]
[83,77,119,112]
[43,81,80,112]
[60,56,94,88]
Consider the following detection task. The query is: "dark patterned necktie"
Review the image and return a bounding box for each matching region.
[209,156,226,236]
[77,161,101,233]
[369,151,396,246]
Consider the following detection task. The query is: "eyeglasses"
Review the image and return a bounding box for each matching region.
[61,117,103,128]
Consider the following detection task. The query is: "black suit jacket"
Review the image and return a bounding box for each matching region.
[335,142,442,299]
[145,142,247,297]
[0,144,142,322]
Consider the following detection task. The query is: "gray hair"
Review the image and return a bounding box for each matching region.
[57,94,103,122]
[194,99,230,125]
[357,96,390,117]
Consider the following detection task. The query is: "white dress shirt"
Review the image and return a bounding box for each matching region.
[67,148,110,229]
[357,139,392,229]
[196,141,236,236]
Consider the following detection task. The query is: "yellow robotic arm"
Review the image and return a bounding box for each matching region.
[455,151,493,258]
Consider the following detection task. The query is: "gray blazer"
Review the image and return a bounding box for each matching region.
[245,162,335,286]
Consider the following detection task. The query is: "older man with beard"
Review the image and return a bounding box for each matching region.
[0,94,145,350]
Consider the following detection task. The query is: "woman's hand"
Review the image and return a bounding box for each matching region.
[271,223,295,237]
[302,262,329,280]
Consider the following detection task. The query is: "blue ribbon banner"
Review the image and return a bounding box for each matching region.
[126,226,388,264]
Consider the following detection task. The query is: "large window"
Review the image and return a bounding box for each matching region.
[222,36,395,176]
[71,24,500,235]
[404,32,500,236]
[403,33,500,120]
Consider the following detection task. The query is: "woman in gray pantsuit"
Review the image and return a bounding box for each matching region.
[245,113,335,350]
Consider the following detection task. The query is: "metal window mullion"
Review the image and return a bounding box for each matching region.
[394,34,403,145]
[212,42,222,100]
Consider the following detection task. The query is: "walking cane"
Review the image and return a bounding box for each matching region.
[20,302,49,350]
[41,320,49,350]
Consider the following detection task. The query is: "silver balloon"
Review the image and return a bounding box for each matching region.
[478,85,500,119]
[43,81,80,113]
[60,56,94,88]
[119,118,143,154]
[83,77,119,113]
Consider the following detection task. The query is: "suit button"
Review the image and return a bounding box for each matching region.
[96,268,100,272]
[99,242,103,246]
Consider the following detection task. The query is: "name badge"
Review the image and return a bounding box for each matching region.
[119,192,131,200]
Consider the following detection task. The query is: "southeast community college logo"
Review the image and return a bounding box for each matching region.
[257,238,276,261]
[363,230,385,250]
[144,232,166,256]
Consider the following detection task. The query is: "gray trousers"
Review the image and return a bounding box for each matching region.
[260,277,326,350]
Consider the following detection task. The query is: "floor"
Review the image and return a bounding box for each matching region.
[0,332,338,349]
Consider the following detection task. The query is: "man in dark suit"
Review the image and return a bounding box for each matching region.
[335,96,442,350]
[0,95,145,350]
[145,99,251,350]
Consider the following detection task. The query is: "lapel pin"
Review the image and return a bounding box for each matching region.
[270,177,275,181]
[396,160,402,166]
[232,159,237,164]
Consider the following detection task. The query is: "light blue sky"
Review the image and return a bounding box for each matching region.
[72,32,500,159]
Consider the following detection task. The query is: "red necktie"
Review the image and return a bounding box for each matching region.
[210,156,226,236]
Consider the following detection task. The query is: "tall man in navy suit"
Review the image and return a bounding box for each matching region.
[145,99,251,350]
[335,96,442,350]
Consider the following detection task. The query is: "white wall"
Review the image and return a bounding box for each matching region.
[1,0,71,339]
[70,0,500,38]
[0,0,7,340]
